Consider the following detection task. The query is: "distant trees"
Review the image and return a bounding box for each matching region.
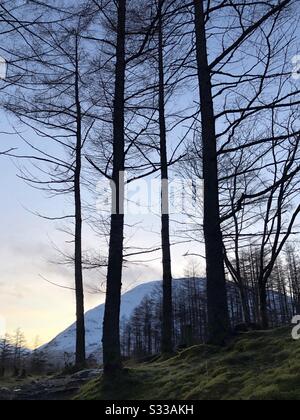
[12,329,27,377]
[0,334,12,378]
[121,250,300,358]
[0,329,32,378]
[0,330,48,378]
[30,338,47,375]
[286,246,300,315]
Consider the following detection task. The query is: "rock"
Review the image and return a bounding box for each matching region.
[70,369,102,381]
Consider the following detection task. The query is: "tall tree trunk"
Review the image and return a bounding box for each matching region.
[158,0,173,355]
[193,0,230,344]
[102,0,126,375]
[74,35,86,367]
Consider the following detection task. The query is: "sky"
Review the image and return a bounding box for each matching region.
[0,112,202,348]
[0,121,83,347]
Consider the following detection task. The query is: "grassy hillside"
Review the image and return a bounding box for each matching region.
[77,327,300,401]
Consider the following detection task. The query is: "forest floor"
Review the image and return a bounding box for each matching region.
[77,327,300,401]
[0,369,102,400]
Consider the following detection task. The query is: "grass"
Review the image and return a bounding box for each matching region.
[76,327,300,401]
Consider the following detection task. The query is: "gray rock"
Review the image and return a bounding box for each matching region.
[70,369,102,380]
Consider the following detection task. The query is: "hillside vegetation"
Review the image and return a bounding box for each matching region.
[77,327,300,401]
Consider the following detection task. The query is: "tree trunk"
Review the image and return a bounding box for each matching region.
[74,35,86,367]
[193,0,230,344]
[158,0,173,355]
[102,0,126,376]
[259,283,269,329]
[239,285,251,326]
[74,159,86,367]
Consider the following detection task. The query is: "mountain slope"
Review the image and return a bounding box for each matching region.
[41,277,289,367]
[41,281,162,365]
[77,327,300,401]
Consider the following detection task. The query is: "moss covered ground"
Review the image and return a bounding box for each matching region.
[76,327,300,401]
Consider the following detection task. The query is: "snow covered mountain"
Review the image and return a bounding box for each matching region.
[40,280,163,367]
[40,277,290,368]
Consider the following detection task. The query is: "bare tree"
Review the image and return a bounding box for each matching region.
[100,0,127,375]
[3,4,101,366]
[192,0,231,344]
[157,0,173,354]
